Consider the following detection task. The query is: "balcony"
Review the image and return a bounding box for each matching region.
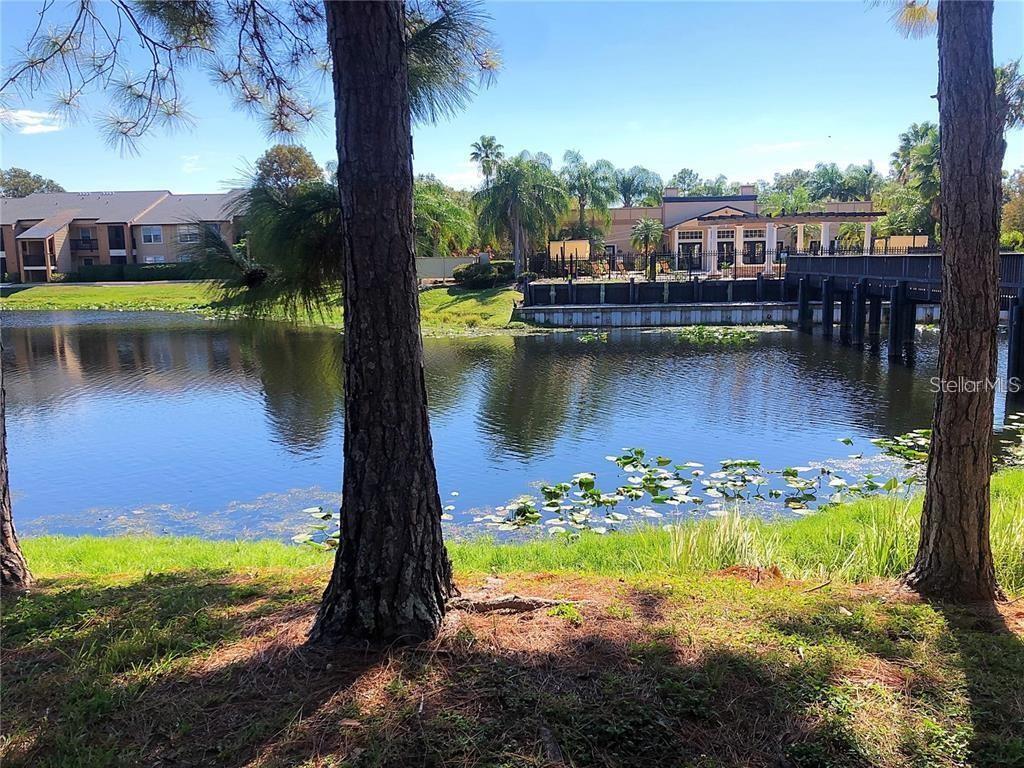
[70,238,100,253]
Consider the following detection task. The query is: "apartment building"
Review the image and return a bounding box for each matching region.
[0,189,242,282]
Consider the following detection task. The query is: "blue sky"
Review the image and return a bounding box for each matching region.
[2,0,1022,193]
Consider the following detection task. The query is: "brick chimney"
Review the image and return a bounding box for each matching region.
[739,184,756,196]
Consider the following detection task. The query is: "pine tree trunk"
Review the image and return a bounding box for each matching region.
[906,0,1004,601]
[309,0,453,645]
[1,336,31,593]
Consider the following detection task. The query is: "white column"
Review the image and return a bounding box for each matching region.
[796,223,805,252]
[735,224,744,268]
[705,227,717,272]
[863,222,872,255]
[671,227,679,255]
[764,222,776,273]
[820,222,832,254]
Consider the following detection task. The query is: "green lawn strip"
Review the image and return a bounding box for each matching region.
[1,283,521,333]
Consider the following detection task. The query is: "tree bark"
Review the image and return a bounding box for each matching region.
[309,0,453,645]
[906,0,1005,601]
[1,336,31,593]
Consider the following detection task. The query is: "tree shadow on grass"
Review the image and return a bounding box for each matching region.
[4,576,1019,767]
[771,592,1024,766]
[427,286,511,311]
[931,599,1024,765]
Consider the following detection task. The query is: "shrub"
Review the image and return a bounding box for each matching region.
[1001,230,1024,252]
[453,260,515,288]
[65,262,216,282]
[519,271,538,283]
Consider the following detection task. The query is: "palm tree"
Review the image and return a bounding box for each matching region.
[843,161,883,200]
[614,166,663,207]
[475,156,569,275]
[561,150,617,229]
[631,217,664,281]
[892,122,938,183]
[907,128,941,238]
[469,135,504,188]
[414,178,477,256]
[806,162,848,202]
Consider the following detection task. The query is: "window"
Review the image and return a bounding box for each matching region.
[141,226,163,244]
[204,222,221,236]
[678,230,702,241]
[82,257,94,266]
[743,229,766,239]
[77,227,95,241]
[144,254,165,264]
[604,244,616,256]
[178,253,193,263]
[717,229,735,239]
[177,224,200,243]
[107,225,125,250]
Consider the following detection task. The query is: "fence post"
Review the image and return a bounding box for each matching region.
[756,273,764,302]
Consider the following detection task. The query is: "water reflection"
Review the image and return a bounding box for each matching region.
[1,311,1013,539]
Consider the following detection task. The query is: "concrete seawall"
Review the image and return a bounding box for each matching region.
[514,301,940,328]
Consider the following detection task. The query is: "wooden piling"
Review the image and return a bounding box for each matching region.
[868,295,882,350]
[852,280,866,348]
[839,290,852,346]
[797,277,811,333]
[887,285,902,362]
[822,277,835,339]
[899,281,915,365]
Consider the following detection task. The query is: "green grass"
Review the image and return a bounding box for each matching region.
[1,282,521,334]
[22,470,1024,595]
[5,553,1023,766]
[0,282,219,311]
[10,474,1024,765]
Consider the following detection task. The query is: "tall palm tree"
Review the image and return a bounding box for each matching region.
[631,217,664,281]
[614,166,663,207]
[561,150,617,229]
[469,135,504,187]
[475,156,569,275]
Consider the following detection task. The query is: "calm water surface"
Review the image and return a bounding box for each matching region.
[4,311,1018,539]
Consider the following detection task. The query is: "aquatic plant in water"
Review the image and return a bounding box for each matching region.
[477,446,911,536]
[676,325,755,347]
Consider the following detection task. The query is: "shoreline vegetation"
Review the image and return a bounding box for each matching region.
[1,282,523,336]
[19,469,1024,594]
[5,473,1024,766]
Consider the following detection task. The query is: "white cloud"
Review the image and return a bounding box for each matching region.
[0,109,62,135]
[180,154,204,174]
[434,161,482,191]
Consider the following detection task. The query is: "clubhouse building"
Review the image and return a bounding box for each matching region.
[603,184,886,274]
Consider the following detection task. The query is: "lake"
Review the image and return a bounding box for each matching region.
[3,311,1019,540]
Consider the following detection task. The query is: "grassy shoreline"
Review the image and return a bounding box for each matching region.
[1,282,522,335]
[6,476,1024,766]
[21,469,1024,594]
